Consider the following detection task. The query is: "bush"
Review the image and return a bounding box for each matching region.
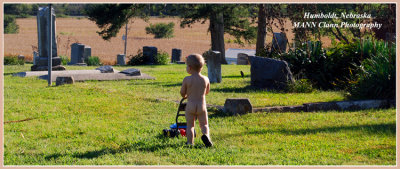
[276,39,385,90]
[348,42,395,100]
[145,22,174,38]
[4,55,24,65]
[286,79,314,93]
[128,49,170,65]
[154,51,169,65]
[60,55,70,65]
[85,56,102,66]
[128,50,145,66]
[276,41,333,89]
[4,15,19,34]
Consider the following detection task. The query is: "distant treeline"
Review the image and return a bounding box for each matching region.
[4,4,88,17]
[3,4,188,17]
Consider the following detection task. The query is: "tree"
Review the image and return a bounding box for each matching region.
[85,4,147,40]
[4,15,19,34]
[178,4,257,64]
[255,4,289,56]
[256,4,267,55]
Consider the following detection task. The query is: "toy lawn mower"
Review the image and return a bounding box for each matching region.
[163,98,196,138]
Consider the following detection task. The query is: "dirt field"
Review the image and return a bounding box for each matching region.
[4,17,330,65]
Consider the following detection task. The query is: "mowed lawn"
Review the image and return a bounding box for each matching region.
[3,64,396,165]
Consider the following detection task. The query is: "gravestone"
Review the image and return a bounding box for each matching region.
[18,55,25,61]
[206,51,222,83]
[271,32,288,53]
[224,98,253,115]
[56,76,74,86]
[120,68,141,76]
[225,48,255,64]
[33,51,39,65]
[143,46,157,64]
[69,43,86,65]
[95,66,114,73]
[171,48,182,63]
[237,53,249,65]
[248,56,293,90]
[83,46,91,61]
[31,6,65,71]
[117,54,126,65]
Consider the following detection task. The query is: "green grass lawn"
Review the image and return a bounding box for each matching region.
[3,64,396,165]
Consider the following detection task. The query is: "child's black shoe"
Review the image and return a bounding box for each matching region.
[201,135,213,147]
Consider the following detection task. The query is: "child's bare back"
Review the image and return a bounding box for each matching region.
[182,74,209,104]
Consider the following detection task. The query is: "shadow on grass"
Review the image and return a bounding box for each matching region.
[44,153,63,160]
[127,81,181,87]
[211,85,266,93]
[67,134,203,159]
[222,75,250,79]
[245,122,396,136]
[3,72,17,76]
[208,109,232,119]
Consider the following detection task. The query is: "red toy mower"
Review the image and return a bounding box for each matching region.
[163,98,196,138]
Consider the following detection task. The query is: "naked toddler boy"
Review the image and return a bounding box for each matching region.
[180,54,213,147]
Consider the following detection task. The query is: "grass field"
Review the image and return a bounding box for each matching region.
[3,64,396,165]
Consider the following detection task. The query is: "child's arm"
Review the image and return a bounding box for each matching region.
[180,77,188,98]
[205,78,210,95]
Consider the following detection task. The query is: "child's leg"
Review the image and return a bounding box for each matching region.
[197,105,209,138]
[185,104,196,145]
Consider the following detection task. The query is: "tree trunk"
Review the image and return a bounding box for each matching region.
[210,12,227,64]
[256,4,267,55]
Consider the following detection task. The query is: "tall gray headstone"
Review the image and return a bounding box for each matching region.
[117,54,126,65]
[31,6,65,71]
[206,51,222,83]
[69,43,86,65]
[271,32,288,53]
[143,46,157,64]
[171,48,182,63]
[83,45,91,61]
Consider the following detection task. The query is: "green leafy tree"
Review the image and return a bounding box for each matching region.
[85,4,147,40]
[4,15,19,34]
[177,4,257,64]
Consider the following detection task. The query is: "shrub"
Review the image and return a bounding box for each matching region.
[286,79,314,93]
[85,56,102,66]
[128,49,170,65]
[128,50,145,66]
[276,41,333,89]
[60,55,70,65]
[4,55,24,65]
[154,51,169,65]
[276,39,386,90]
[4,15,19,34]
[145,22,174,38]
[348,42,395,100]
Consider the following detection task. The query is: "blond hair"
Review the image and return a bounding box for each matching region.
[186,54,205,72]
